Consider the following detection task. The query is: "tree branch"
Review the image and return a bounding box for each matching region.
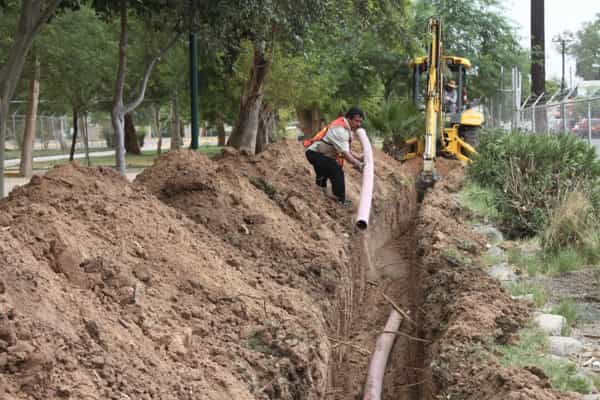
[124,31,182,114]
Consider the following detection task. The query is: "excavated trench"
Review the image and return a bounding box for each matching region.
[327,176,428,399]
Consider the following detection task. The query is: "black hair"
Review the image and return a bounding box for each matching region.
[345,107,364,120]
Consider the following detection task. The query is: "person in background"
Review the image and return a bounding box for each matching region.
[304,107,365,206]
[443,79,458,114]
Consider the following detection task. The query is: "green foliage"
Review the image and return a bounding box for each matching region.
[35,6,116,113]
[568,16,600,80]
[541,191,600,260]
[468,130,600,238]
[497,327,591,394]
[413,0,528,100]
[369,97,424,140]
[457,182,500,221]
[551,300,579,335]
[509,282,547,308]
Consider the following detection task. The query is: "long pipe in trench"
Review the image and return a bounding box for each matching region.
[355,127,374,230]
[363,310,403,400]
[355,128,403,399]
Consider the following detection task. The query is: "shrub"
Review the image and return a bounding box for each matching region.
[541,191,600,262]
[468,130,600,238]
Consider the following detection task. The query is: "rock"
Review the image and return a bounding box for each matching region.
[487,263,517,282]
[473,225,504,245]
[534,314,566,336]
[90,355,106,369]
[0,280,5,295]
[168,329,193,356]
[548,336,583,357]
[482,246,507,266]
[583,395,600,400]
[133,266,151,283]
[511,294,534,302]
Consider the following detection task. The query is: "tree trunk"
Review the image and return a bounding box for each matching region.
[69,108,78,161]
[111,0,181,174]
[152,104,162,154]
[531,0,546,132]
[124,113,141,154]
[82,114,91,166]
[170,93,181,150]
[0,0,62,197]
[19,58,40,177]
[217,113,226,146]
[227,41,270,154]
[0,98,8,197]
[256,103,277,154]
[296,107,322,139]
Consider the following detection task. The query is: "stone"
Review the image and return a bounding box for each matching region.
[511,294,534,302]
[483,246,507,264]
[487,263,517,282]
[548,336,584,357]
[534,314,566,336]
[473,225,504,245]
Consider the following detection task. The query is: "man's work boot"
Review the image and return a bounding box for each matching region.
[337,198,352,207]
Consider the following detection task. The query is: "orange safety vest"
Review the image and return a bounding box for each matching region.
[303,117,351,167]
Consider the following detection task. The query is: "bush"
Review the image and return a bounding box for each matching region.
[541,191,600,262]
[468,130,600,238]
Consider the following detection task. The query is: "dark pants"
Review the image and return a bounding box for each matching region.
[306,150,345,201]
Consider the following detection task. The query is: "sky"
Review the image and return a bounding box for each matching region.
[504,0,600,86]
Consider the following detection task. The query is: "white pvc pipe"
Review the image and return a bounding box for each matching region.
[355,128,374,230]
[363,310,403,399]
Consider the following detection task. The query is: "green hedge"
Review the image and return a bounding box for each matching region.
[468,130,600,238]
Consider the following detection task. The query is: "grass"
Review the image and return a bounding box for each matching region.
[508,281,547,308]
[5,146,223,171]
[457,182,500,221]
[497,326,592,394]
[550,300,579,336]
[507,244,591,276]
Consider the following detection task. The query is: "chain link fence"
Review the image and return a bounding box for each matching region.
[484,68,600,155]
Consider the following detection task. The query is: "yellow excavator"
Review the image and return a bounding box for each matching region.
[403,18,484,189]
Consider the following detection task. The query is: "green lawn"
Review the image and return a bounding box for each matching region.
[5,146,223,172]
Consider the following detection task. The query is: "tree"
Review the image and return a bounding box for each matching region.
[35,5,116,161]
[0,0,68,196]
[201,0,327,154]
[568,14,600,80]
[92,0,183,175]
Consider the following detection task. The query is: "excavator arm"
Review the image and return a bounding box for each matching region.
[419,18,443,189]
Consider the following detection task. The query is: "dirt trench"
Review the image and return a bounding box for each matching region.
[327,160,580,400]
[0,141,582,400]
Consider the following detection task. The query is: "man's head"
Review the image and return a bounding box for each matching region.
[345,107,364,131]
[445,80,457,91]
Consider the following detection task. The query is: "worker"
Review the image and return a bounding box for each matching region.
[443,79,458,113]
[304,107,365,206]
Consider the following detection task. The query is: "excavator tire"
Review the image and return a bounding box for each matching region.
[461,127,480,148]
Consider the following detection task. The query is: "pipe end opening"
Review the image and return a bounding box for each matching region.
[356,220,368,231]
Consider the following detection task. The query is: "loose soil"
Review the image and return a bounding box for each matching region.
[0,139,584,399]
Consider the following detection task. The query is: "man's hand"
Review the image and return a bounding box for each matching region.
[353,161,365,172]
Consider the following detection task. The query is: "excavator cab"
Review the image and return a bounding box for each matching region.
[402,19,484,173]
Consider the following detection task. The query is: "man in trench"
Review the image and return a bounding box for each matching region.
[304,107,365,206]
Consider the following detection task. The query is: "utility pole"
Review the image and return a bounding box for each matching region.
[531,0,545,132]
[553,36,572,94]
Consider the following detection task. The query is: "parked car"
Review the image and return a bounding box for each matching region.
[571,118,600,138]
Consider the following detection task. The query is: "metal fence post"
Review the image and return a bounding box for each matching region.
[588,101,592,144]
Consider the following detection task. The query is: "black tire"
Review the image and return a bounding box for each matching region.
[461,127,480,148]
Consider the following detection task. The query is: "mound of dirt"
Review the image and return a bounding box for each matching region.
[0,138,583,400]
[414,169,582,400]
